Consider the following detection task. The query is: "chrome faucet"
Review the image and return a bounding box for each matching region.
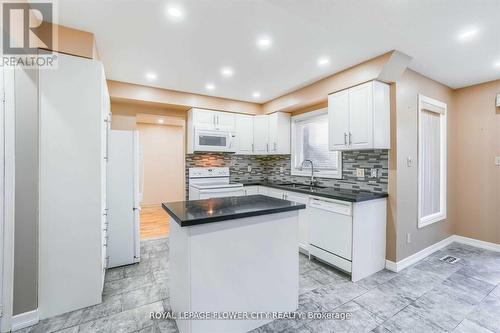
[301,159,316,186]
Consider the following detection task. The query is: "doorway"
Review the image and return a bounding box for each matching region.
[137,116,185,239]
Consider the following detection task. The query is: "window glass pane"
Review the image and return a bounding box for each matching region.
[293,114,338,170]
[420,110,441,218]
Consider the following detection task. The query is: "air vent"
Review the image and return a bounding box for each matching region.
[439,255,461,264]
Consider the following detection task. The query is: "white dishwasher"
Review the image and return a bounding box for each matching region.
[308,196,353,273]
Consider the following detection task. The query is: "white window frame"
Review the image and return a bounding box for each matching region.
[291,108,342,179]
[417,94,447,228]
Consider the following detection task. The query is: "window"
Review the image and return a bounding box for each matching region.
[291,108,342,179]
[418,95,447,228]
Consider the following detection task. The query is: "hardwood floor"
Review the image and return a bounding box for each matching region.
[140,205,170,240]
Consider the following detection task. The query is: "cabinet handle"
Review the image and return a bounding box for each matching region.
[266,143,269,152]
[251,143,254,152]
[344,132,347,145]
[274,142,277,151]
[348,132,352,145]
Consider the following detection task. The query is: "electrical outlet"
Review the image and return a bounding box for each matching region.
[406,233,411,244]
[247,165,252,172]
[495,156,500,166]
[280,167,284,174]
[370,168,378,178]
[356,168,365,178]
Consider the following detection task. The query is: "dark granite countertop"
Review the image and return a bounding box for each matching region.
[162,195,306,227]
[238,181,388,203]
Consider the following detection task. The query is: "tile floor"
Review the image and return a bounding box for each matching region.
[15,239,500,333]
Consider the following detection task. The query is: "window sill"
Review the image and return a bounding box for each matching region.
[291,169,342,180]
[418,213,446,229]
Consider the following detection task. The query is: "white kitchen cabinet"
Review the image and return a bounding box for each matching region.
[282,191,309,253]
[189,108,235,130]
[265,187,285,199]
[243,186,259,196]
[235,114,254,154]
[268,112,291,154]
[328,81,390,151]
[253,115,269,154]
[39,53,109,318]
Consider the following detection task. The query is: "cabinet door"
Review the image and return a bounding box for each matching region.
[253,115,269,154]
[265,187,284,199]
[244,186,259,195]
[328,90,350,150]
[283,192,309,252]
[348,82,373,149]
[268,112,291,154]
[215,112,235,129]
[235,115,254,154]
[193,109,216,127]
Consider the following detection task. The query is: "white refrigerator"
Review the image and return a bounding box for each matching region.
[107,130,141,267]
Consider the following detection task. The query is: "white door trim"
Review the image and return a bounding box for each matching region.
[1,66,16,332]
[11,309,39,331]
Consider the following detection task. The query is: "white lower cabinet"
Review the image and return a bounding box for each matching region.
[243,186,259,196]
[249,186,387,282]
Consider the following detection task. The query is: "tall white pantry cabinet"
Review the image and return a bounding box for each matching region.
[39,53,110,318]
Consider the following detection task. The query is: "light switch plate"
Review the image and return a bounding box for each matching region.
[356,168,365,178]
[495,156,500,166]
[247,165,252,172]
[370,168,378,178]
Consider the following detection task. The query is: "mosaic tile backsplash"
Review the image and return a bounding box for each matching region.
[186,150,388,196]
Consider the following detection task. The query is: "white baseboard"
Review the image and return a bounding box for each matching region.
[452,235,500,253]
[11,309,39,331]
[385,236,454,272]
[385,235,500,273]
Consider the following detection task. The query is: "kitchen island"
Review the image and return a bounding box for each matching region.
[162,195,306,333]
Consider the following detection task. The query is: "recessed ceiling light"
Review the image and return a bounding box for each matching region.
[256,35,272,50]
[457,26,479,42]
[158,118,164,124]
[205,83,215,91]
[166,5,184,20]
[221,67,234,77]
[145,72,157,81]
[252,91,261,98]
[317,56,330,67]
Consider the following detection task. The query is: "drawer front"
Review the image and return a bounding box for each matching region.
[309,245,352,273]
[308,206,352,260]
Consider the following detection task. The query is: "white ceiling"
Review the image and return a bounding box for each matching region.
[57,0,500,103]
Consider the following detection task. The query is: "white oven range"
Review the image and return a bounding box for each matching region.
[188,167,244,200]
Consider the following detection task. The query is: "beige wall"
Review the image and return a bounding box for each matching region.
[111,101,187,130]
[452,80,500,244]
[138,123,185,206]
[394,69,455,261]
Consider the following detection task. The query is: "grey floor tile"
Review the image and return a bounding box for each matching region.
[53,326,79,333]
[373,305,446,333]
[80,294,123,324]
[105,267,125,282]
[299,254,317,273]
[355,269,397,290]
[491,284,500,298]
[122,284,169,311]
[453,319,494,333]
[78,301,163,333]
[415,255,463,279]
[29,309,84,333]
[307,301,383,333]
[155,319,179,333]
[442,270,496,303]
[123,260,154,278]
[459,251,500,285]
[382,266,443,300]
[353,283,412,321]
[299,269,324,295]
[467,294,500,333]
[103,272,156,296]
[310,281,368,311]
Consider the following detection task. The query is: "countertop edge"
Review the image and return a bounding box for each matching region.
[162,202,306,227]
[240,182,388,202]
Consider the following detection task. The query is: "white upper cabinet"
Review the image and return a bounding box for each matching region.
[253,115,269,154]
[191,108,235,130]
[328,81,390,151]
[268,112,291,154]
[235,114,254,154]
